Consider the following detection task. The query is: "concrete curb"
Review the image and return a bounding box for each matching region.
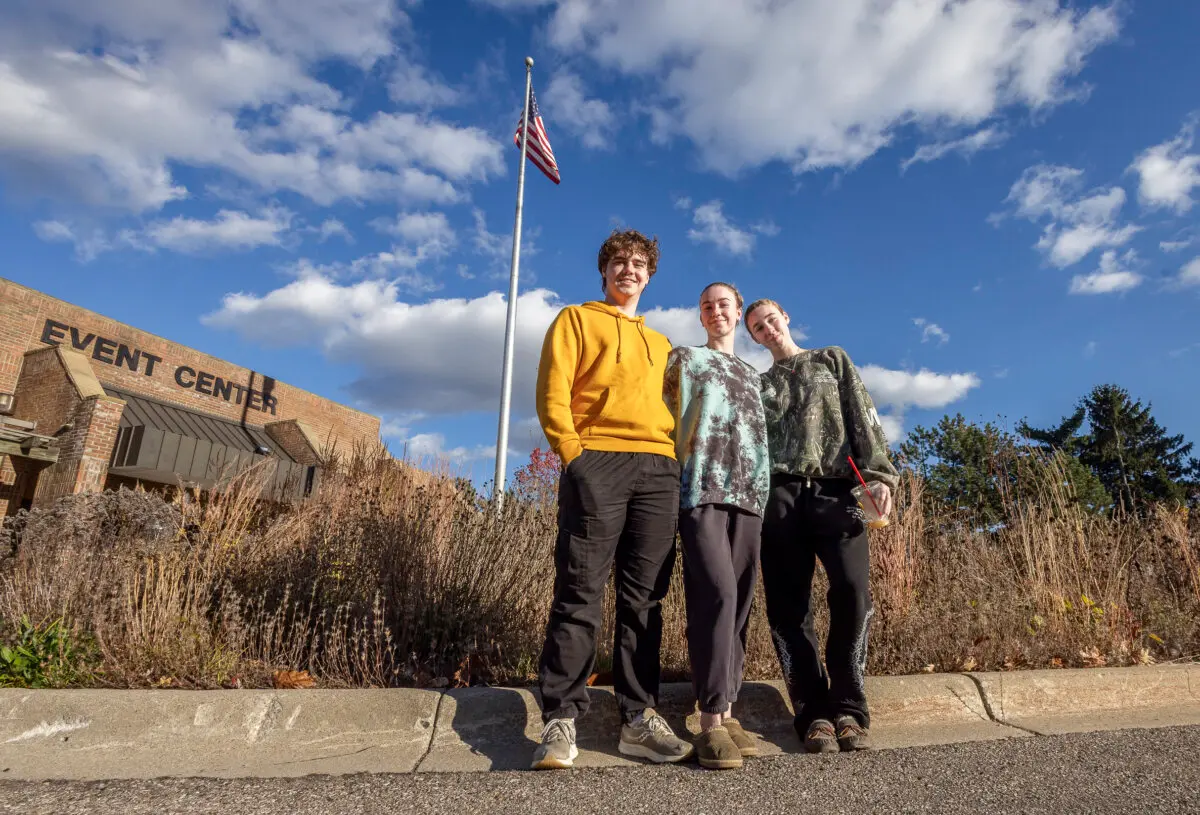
[969,664,1200,735]
[1,665,1196,779]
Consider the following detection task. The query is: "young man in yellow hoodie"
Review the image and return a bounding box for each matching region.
[530,228,694,770]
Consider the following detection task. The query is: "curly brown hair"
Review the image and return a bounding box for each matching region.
[597,228,660,288]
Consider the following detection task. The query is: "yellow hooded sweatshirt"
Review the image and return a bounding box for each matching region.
[535,301,676,465]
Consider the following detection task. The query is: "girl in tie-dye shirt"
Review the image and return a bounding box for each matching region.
[662,281,769,770]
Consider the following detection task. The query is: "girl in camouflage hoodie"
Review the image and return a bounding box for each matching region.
[744,298,898,755]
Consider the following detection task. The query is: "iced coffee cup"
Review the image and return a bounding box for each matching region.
[851,483,889,529]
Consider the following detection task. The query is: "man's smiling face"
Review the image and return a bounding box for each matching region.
[602,251,650,303]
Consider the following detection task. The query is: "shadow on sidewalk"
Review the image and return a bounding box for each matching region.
[444,687,540,771]
[727,682,802,754]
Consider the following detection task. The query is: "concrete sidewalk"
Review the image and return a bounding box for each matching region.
[2,665,1197,780]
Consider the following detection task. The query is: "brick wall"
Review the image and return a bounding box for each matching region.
[33,395,125,504]
[0,458,16,514]
[4,346,126,508]
[0,279,40,395]
[11,347,80,435]
[0,277,381,451]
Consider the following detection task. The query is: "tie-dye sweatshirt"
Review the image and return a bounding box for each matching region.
[662,345,770,517]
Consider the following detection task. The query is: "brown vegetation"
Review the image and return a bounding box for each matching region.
[1,447,1196,689]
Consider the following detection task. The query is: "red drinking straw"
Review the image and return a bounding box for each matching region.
[846,455,885,518]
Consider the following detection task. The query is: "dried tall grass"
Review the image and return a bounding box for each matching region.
[1,446,1196,688]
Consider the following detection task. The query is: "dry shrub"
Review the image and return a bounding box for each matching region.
[1,445,1197,689]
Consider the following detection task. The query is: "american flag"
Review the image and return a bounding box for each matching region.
[514,88,560,185]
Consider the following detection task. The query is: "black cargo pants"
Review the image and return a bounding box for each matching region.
[538,450,681,724]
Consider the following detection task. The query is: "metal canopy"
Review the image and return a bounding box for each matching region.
[104,387,315,500]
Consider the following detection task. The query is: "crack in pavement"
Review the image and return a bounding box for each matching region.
[964,673,1045,736]
[412,691,447,773]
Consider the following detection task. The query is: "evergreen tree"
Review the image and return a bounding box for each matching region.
[1020,384,1197,513]
[899,414,1020,525]
[902,413,1112,522]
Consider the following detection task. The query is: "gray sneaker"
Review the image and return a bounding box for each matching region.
[531,718,578,770]
[618,708,695,764]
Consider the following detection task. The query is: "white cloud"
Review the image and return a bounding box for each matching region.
[1001,164,1138,267]
[858,366,981,412]
[913,317,949,345]
[310,219,353,243]
[481,0,1119,174]
[1068,249,1143,295]
[374,211,455,244]
[33,220,111,262]
[388,54,461,108]
[34,206,295,258]
[1160,238,1193,253]
[686,200,757,257]
[282,251,442,293]
[878,414,905,446]
[1172,257,1200,290]
[33,220,74,243]
[858,365,981,445]
[144,206,294,252]
[471,208,541,278]
[396,432,496,467]
[0,2,502,212]
[204,277,566,417]
[1131,118,1200,214]
[543,71,615,150]
[901,126,1007,172]
[367,211,457,269]
[1083,340,1097,358]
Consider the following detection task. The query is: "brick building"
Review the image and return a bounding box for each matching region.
[0,277,381,516]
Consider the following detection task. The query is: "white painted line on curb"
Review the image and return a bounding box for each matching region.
[6,718,90,743]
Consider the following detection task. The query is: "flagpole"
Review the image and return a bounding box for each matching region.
[493,56,534,510]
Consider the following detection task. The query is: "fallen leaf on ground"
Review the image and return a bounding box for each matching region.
[273,669,316,689]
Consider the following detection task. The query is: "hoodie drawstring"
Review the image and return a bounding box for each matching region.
[611,311,653,366]
[636,322,653,366]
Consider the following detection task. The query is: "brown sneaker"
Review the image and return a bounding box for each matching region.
[722,718,759,757]
[835,715,872,751]
[803,719,839,753]
[694,726,743,770]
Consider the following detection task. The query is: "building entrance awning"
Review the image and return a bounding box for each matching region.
[0,416,59,464]
[105,387,315,499]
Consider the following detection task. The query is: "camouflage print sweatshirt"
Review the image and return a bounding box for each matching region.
[758,346,899,490]
[663,345,770,517]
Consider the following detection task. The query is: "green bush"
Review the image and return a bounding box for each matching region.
[0,616,96,688]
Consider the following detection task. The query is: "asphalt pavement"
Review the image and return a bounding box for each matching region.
[5,724,1198,814]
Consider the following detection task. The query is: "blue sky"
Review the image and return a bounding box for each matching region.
[2,0,1198,487]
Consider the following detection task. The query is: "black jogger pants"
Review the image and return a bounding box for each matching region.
[679,503,762,715]
[760,475,874,729]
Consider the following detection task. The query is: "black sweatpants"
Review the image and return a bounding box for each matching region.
[538,450,681,724]
[680,503,762,715]
[761,475,873,729]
